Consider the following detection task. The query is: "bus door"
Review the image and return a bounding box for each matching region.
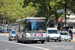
[16,24,20,37]
[19,24,24,39]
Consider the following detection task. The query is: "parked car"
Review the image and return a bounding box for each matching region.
[3,29,9,33]
[7,29,12,33]
[60,31,71,42]
[0,28,3,33]
[47,28,61,42]
[9,30,16,41]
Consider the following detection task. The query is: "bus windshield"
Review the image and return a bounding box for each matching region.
[27,19,46,32]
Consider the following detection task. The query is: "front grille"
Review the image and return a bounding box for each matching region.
[11,36,15,38]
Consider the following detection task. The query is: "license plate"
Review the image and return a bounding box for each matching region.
[34,39,39,40]
[65,38,68,39]
[53,38,57,39]
[11,38,15,39]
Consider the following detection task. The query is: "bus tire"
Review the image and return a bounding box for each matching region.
[55,40,57,42]
[41,41,44,43]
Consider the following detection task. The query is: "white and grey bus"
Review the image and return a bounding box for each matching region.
[16,17,47,43]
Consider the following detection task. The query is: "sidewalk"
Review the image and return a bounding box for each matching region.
[71,40,75,42]
[72,37,75,42]
[0,33,9,36]
[72,34,75,42]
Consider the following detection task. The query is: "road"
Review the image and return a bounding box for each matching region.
[0,33,75,50]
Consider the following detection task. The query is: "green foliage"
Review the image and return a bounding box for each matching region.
[0,0,75,24]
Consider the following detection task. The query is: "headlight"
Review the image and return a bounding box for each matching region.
[43,34,46,37]
[61,36,64,38]
[26,33,30,37]
[68,36,71,38]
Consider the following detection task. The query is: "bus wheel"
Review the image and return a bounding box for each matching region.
[41,41,44,43]
[55,40,57,42]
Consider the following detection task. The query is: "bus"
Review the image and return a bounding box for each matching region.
[16,17,47,43]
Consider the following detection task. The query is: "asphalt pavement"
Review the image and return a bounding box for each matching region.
[0,33,75,50]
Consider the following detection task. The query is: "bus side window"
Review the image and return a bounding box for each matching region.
[22,25,24,32]
[16,24,19,32]
[18,24,20,32]
[19,29,20,32]
[20,24,24,32]
[24,21,27,32]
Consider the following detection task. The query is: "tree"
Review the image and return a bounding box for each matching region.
[23,0,66,20]
[0,0,75,24]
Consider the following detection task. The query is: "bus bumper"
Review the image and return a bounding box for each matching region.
[25,37,47,41]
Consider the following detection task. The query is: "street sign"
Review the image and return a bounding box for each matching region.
[57,9,68,13]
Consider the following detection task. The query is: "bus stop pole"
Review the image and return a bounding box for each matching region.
[65,0,66,29]
[65,9,66,28]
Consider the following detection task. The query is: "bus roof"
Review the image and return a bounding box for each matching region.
[26,17,46,19]
[16,18,26,23]
[16,17,46,23]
